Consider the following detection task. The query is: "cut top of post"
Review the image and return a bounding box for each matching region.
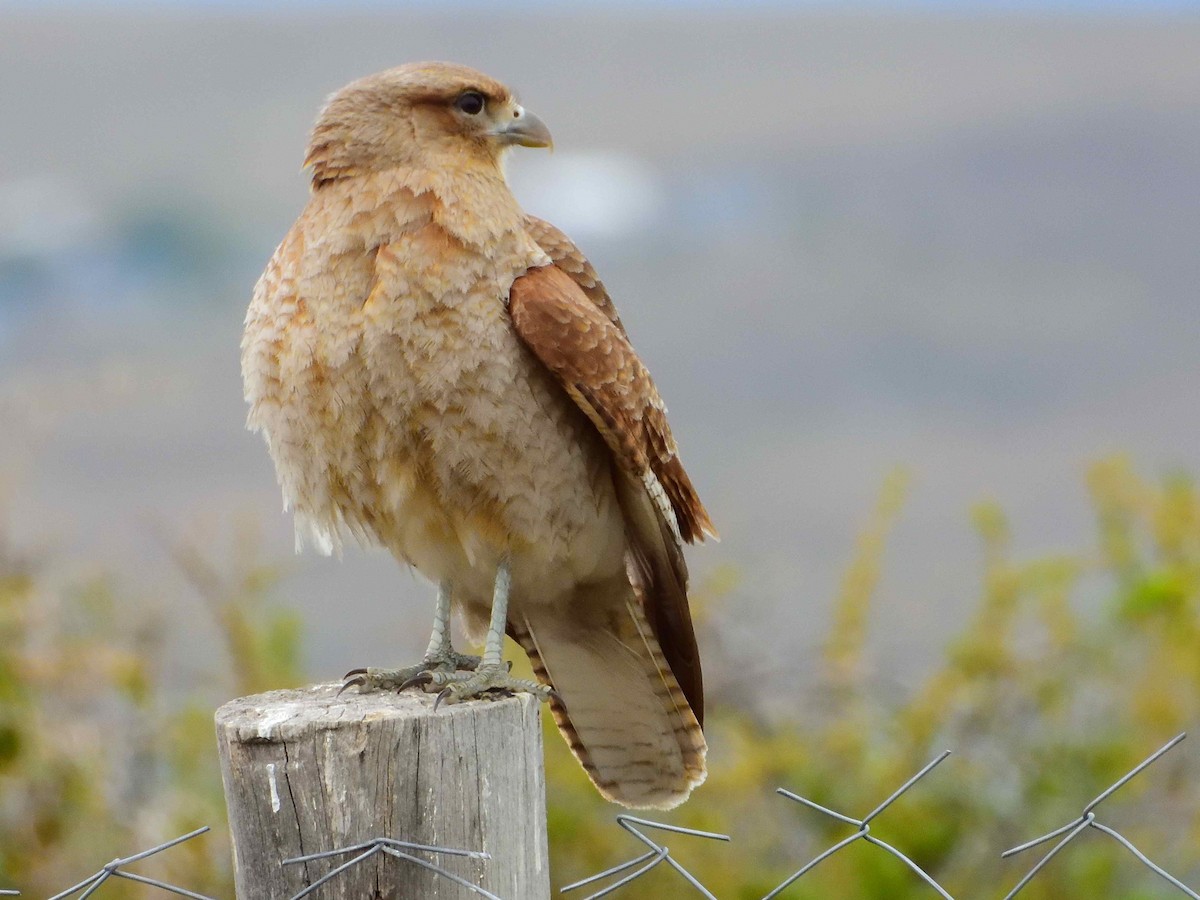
[215,682,542,743]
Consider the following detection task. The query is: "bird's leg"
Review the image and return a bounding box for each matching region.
[403,560,553,707]
[340,582,480,694]
[480,560,512,671]
[419,581,482,671]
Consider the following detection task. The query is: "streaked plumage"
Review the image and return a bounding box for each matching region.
[241,62,715,808]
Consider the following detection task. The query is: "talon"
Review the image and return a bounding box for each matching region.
[339,657,547,705]
[399,673,433,692]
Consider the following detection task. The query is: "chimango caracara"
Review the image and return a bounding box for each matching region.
[241,62,716,809]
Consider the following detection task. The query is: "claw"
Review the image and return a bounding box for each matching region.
[399,672,433,693]
[343,667,368,679]
[434,687,454,711]
[337,676,366,697]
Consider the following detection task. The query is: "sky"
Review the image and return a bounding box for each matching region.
[2,0,1199,9]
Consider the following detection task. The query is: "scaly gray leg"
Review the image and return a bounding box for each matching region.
[403,561,553,708]
[340,582,480,694]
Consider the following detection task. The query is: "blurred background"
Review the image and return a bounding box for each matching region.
[1,1,1198,896]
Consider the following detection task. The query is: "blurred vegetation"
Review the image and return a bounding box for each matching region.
[0,519,300,895]
[1,455,1198,897]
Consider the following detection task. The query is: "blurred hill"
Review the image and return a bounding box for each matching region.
[1,8,1197,690]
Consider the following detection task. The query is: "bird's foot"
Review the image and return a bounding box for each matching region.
[405,663,555,710]
[340,650,481,695]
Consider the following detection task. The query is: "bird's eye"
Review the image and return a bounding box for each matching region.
[455,91,486,116]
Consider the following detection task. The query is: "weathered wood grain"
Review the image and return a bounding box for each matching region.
[215,684,549,900]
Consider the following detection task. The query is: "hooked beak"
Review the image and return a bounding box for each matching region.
[494,106,553,149]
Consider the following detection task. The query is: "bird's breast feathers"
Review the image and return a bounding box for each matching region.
[242,174,624,594]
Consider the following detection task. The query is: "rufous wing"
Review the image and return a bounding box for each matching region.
[508,261,716,730]
[523,215,628,335]
[508,263,717,545]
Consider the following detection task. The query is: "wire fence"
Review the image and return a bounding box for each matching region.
[560,817,731,898]
[283,838,501,900]
[45,828,215,900]
[3,732,1194,899]
[560,732,1195,900]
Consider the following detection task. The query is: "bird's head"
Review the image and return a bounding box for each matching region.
[304,62,553,187]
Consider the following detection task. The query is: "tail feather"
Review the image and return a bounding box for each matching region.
[511,592,706,809]
[614,467,705,727]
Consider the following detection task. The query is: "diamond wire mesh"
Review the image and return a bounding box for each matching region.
[3,733,1195,899]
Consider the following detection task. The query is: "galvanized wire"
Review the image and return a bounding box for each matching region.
[564,733,1197,899]
[767,750,955,899]
[5,730,1198,899]
[46,827,214,900]
[560,814,731,899]
[1001,732,1197,899]
[282,836,499,900]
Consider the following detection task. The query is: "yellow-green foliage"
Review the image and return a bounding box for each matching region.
[1,456,1198,898]
[0,524,301,897]
[539,457,1200,898]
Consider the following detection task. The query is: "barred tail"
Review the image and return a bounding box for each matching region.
[510,584,706,809]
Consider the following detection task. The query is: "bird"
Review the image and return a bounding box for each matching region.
[241,62,716,809]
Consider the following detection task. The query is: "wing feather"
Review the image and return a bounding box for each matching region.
[508,264,716,544]
[508,260,715,726]
[523,214,627,335]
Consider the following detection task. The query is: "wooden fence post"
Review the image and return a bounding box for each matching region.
[215,684,550,900]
